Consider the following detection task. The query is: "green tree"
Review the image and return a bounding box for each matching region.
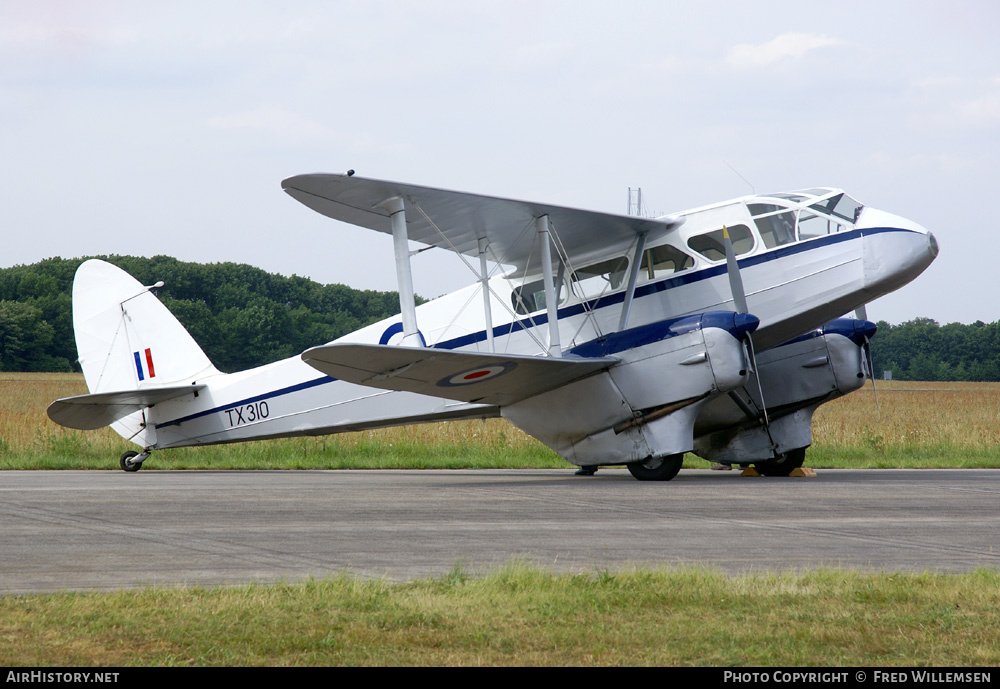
[0,300,70,371]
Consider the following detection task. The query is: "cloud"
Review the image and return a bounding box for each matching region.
[862,150,991,177]
[955,89,1000,126]
[508,41,575,69]
[728,32,841,68]
[205,106,340,142]
[907,75,1000,129]
[0,7,138,55]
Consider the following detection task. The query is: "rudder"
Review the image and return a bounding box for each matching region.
[71,259,222,442]
[74,259,221,392]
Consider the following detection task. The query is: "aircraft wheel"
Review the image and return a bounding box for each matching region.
[120,450,142,472]
[627,454,683,481]
[754,448,806,477]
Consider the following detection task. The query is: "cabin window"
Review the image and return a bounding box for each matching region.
[749,204,796,249]
[511,278,565,315]
[686,224,754,261]
[639,244,694,280]
[571,256,629,300]
[796,211,842,240]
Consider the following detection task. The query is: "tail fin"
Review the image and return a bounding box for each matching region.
[58,259,222,443]
[73,259,221,393]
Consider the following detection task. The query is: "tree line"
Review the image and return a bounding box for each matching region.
[0,256,410,373]
[1,256,998,380]
[870,317,1000,382]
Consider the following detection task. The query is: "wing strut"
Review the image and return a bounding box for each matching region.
[618,231,648,331]
[379,196,424,347]
[535,215,561,357]
[478,237,495,353]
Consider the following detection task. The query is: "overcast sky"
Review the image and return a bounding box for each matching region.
[2,1,997,325]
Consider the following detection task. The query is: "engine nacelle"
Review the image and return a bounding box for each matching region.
[692,318,875,464]
[503,312,757,466]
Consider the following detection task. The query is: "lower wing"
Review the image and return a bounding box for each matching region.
[301,344,617,406]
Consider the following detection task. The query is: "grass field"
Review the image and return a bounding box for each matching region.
[3,373,999,470]
[3,373,999,666]
[2,565,998,667]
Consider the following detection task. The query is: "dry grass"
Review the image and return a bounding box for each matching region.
[0,372,553,469]
[810,380,1000,466]
[3,373,998,469]
[0,372,123,460]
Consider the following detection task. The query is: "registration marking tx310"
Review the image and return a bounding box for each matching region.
[223,401,270,427]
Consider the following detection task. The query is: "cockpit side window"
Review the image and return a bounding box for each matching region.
[796,211,830,240]
[571,256,629,300]
[686,224,754,261]
[749,204,796,249]
[639,244,695,280]
[511,278,566,315]
[809,193,863,223]
[797,210,851,240]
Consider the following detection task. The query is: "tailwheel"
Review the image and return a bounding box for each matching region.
[119,450,149,472]
[627,454,683,481]
[754,448,806,477]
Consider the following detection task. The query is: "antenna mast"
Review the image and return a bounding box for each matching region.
[627,187,643,216]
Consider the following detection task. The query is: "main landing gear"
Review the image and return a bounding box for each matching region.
[753,448,806,477]
[119,450,151,472]
[573,448,808,480]
[626,454,684,481]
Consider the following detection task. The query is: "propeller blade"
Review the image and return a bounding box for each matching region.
[744,335,769,427]
[722,226,770,431]
[852,314,880,414]
[862,335,881,414]
[723,225,749,314]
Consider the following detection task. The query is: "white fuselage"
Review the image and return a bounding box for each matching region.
[140,190,937,452]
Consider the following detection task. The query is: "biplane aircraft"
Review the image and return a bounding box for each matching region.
[48,173,938,479]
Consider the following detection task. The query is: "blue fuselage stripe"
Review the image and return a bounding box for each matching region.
[432,226,895,351]
[156,376,337,428]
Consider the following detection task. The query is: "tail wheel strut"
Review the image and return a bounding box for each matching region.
[120,450,150,472]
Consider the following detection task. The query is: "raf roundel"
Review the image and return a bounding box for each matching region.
[437,362,517,388]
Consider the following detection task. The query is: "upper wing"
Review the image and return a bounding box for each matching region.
[47,384,205,431]
[301,344,617,406]
[282,173,684,274]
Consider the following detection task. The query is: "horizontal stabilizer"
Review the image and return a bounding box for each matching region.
[302,344,617,406]
[47,384,205,431]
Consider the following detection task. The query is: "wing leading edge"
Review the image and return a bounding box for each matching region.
[282,173,684,275]
[301,344,617,406]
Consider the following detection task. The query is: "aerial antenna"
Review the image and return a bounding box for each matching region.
[723,160,755,195]
[627,187,643,216]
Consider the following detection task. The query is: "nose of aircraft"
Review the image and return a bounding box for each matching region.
[860,215,938,297]
[928,231,940,260]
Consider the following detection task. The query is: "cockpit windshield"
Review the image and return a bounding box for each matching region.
[767,193,809,203]
[748,189,865,247]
